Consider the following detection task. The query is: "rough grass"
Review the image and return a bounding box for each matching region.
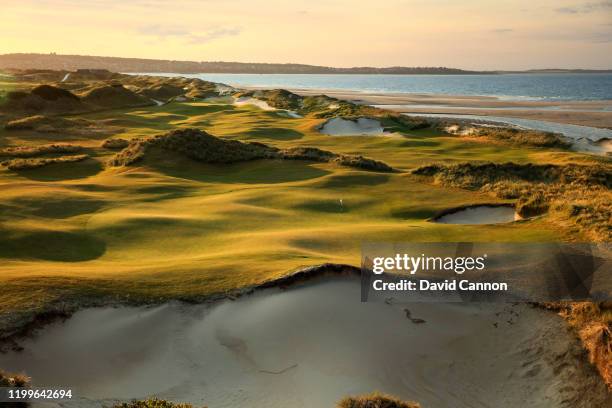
[107,128,394,172]
[442,123,571,149]
[412,161,612,240]
[113,399,205,408]
[5,115,89,131]
[337,392,420,408]
[0,143,83,158]
[0,369,30,387]
[542,302,612,388]
[1,154,89,170]
[101,137,130,149]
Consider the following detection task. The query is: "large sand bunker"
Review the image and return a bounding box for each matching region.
[319,118,389,136]
[0,278,607,408]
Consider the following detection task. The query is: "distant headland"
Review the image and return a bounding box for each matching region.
[0,53,610,75]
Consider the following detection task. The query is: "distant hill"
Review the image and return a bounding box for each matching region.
[500,69,612,74]
[0,53,489,75]
[1,54,610,75]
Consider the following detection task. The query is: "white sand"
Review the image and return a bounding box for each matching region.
[215,84,236,96]
[319,118,389,136]
[0,278,601,408]
[434,206,520,224]
[233,97,276,111]
[232,97,301,118]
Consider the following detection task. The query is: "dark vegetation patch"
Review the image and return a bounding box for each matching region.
[80,83,153,109]
[5,114,87,131]
[102,137,130,149]
[412,162,611,189]
[113,398,206,408]
[0,370,30,407]
[31,84,78,101]
[337,392,420,408]
[107,128,393,172]
[441,123,571,149]
[0,369,30,387]
[113,399,204,408]
[135,83,185,101]
[412,161,612,240]
[2,85,83,113]
[1,154,89,170]
[0,143,83,158]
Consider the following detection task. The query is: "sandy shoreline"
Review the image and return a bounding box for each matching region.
[244,86,612,129]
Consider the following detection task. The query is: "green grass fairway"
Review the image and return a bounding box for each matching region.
[0,99,593,319]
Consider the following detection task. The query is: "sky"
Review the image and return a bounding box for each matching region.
[1,0,611,70]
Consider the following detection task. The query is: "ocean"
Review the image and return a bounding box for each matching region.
[138,73,612,101]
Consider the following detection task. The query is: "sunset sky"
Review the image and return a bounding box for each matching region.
[2,0,611,69]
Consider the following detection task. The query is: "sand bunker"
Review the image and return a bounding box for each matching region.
[433,205,521,224]
[0,278,606,408]
[232,97,301,118]
[319,118,389,136]
[233,97,276,111]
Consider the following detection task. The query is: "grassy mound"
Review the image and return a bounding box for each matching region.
[113,399,205,408]
[31,84,79,101]
[1,154,89,170]
[235,89,429,130]
[5,114,88,131]
[81,83,152,109]
[337,392,420,408]
[108,128,393,172]
[137,84,186,101]
[1,86,83,113]
[413,161,612,240]
[0,143,83,158]
[442,123,571,149]
[102,138,130,149]
[412,162,611,189]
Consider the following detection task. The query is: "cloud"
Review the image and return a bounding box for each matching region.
[492,28,514,34]
[138,25,241,44]
[555,1,612,14]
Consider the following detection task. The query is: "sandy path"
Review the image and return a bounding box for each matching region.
[1,278,608,408]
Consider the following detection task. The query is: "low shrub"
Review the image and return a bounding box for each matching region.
[5,115,88,131]
[337,392,420,408]
[101,138,130,149]
[113,398,205,408]
[1,154,88,170]
[0,370,30,387]
[412,161,612,240]
[441,123,570,149]
[0,144,83,158]
[108,128,394,172]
